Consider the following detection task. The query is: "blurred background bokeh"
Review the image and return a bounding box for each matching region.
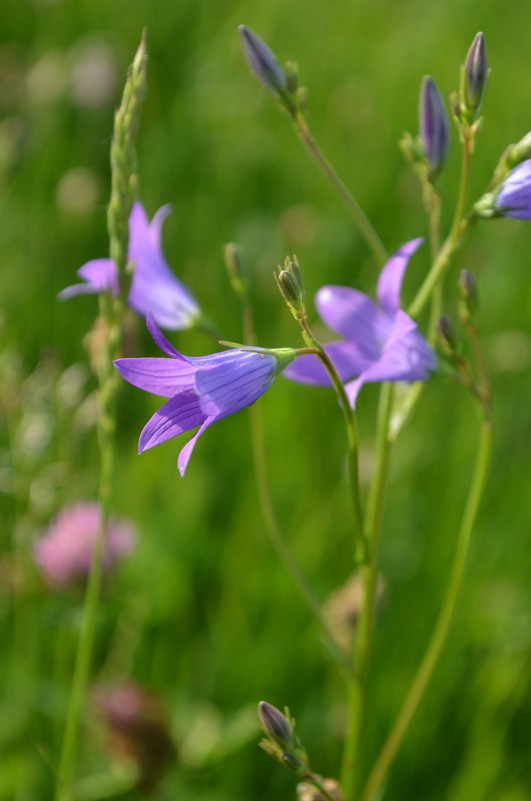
[1,0,530,798]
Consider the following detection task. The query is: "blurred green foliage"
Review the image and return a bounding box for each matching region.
[1,0,530,799]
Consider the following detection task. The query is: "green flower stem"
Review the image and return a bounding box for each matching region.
[341,383,394,800]
[299,315,365,559]
[293,113,387,268]
[423,181,443,341]
[242,303,352,670]
[408,127,473,321]
[360,411,492,801]
[55,34,147,799]
[55,304,121,801]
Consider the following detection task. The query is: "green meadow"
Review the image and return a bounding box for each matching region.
[1,0,530,798]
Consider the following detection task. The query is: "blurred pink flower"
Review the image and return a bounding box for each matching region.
[93,681,175,793]
[34,502,135,587]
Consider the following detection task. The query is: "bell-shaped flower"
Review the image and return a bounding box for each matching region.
[284,239,436,407]
[493,159,531,219]
[59,202,201,330]
[114,314,295,476]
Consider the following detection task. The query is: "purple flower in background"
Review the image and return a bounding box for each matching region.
[59,202,201,330]
[419,76,450,173]
[494,160,531,219]
[285,239,436,407]
[34,502,135,587]
[114,314,294,476]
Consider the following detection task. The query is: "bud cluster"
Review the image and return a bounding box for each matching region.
[258,701,309,776]
[239,26,305,117]
[274,255,306,320]
[458,32,488,124]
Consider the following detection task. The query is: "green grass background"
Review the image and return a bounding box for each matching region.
[1,0,530,798]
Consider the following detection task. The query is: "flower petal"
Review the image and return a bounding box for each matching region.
[146,313,185,359]
[344,310,436,406]
[114,357,197,397]
[316,286,391,358]
[58,259,119,300]
[177,416,217,477]
[494,160,531,219]
[128,203,199,330]
[138,391,206,452]
[376,238,423,315]
[195,351,277,416]
[284,341,375,386]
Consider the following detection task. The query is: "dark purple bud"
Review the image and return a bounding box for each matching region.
[494,160,531,219]
[419,76,450,173]
[437,314,457,355]
[239,25,288,99]
[258,701,293,748]
[458,270,478,318]
[464,32,488,118]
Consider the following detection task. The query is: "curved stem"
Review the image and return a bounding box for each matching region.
[341,383,394,799]
[293,114,387,268]
[243,304,352,670]
[360,413,492,801]
[299,315,365,560]
[408,130,473,321]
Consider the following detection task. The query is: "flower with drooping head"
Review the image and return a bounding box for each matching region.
[33,502,135,587]
[284,239,436,406]
[59,201,201,330]
[419,76,450,174]
[493,160,531,219]
[114,314,296,476]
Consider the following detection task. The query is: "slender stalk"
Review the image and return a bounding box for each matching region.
[408,128,473,320]
[54,35,147,799]
[242,303,351,669]
[298,315,365,559]
[341,383,394,799]
[293,114,387,268]
[360,411,492,801]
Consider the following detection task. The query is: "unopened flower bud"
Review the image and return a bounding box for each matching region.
[464,32,488,120]
[419,76,450,174]
[258,701,293,748]
[458,269,478,321]
[224,242,248,299]
[281,750,303,773]
[239,25,288,101]
[275,255,306,318]
[437,314,457,355]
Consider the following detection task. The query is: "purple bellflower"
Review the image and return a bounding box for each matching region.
[59,202,201,330]
[284,239,436,407]
[114,314,295,476]
[494,160,531,219]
